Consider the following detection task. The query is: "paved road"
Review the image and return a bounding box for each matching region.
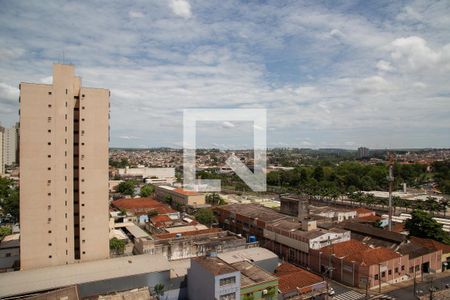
[328,281,395,300]
[386,275,450,299]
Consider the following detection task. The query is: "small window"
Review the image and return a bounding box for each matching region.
[82,106,85,110]
[48,104,52,108]
[401,265,405,271]
[374,274,379,280]
[65,126,67,132]
[81,179,85,182]
[48,91,52,95]
[48,129,51,133]
[395,267,399,273]
[49,255,52,258]
[82,227,85,231]
[48,167,51,170]
[48,154,51,158]
[65,138,67,144]
[48,230,52,234]
[382,271,386,277]
[388,270,392,275]
[81,191,85,194]
[48,117,52,122]
[82,240,85,243]
[48,218,51,222]
[81,203,85,207]
[48,142,51,145]
[65,114,67,120]
[48,205,51,209]
[47,180,51,185]
[82,251,86,254]
[65,101,67,107]
[48,192,51,196]
[81,167,85,170]
[81,118,85,121]
[82,94,85,97]
[65,89,68,94]
[81,142,85,146]
[48,243,52,246]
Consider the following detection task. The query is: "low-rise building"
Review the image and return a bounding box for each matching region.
[134,229,248,260]
[155,185,206,208]
[0,233,20,272]
[188,256,278,300]
[310,239,408,289]
[410,236,450,272]
[215,204,351,267]
[188,256,241,300]
[275,263,328,300]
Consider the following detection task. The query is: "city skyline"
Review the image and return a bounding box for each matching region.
[1,1,450,149]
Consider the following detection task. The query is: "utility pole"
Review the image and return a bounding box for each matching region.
[413,267,417,297]
[379,263,382,293]
[387,152,395,231]
[365,277,370,300]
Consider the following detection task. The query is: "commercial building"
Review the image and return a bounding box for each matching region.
[188,256,278,300]
[19,64,110,269]
[155,185,206,208]
[310,239,407,289]
[215,204,351,266]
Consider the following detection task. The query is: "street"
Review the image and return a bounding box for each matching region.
[386,274,450,299]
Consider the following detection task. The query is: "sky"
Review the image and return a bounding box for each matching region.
[0,0,449,149]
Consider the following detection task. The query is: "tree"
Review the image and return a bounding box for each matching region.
[0,226,12,239]
[194,208,216,226]
[313,166,324,182]
[109,237,126,255]
[206,193,224,206]
[405,210,450,244]
[116,180,136,196]
[154,283,165,298]
[140,184,155,197]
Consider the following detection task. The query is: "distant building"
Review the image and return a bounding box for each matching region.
[117,166,176,185]
[0,123,19,174]
[358,147,369,159]
[155,185,206,208]
[19,64,110,270]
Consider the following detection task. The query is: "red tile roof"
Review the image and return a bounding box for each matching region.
[150,215,172,223]
[357,215,382,222]
[410,236,450,254]
[355,208,375,215]
[320,239,401,266]
[275,263,324,294]
[173,188,199,196]
[112,197,176,214]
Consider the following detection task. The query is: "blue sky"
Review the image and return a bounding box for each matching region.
[0,0,449,149]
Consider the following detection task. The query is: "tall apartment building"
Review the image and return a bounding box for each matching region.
[358,146,369,159]
[19,64,110,270]
[3,125,18,166]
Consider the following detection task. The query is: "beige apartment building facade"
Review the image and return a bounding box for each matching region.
[19,64,110,270]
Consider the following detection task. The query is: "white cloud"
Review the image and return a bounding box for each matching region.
[376,60,394,72]
[389,36,448,71]
[0,82,19,102]
[169,0,192,19]
[129,10,144,18]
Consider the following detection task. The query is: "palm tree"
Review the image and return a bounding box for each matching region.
[154,283,164,299]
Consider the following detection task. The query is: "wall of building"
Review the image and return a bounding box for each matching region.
[19,64,109,270]
[187,259,217,300]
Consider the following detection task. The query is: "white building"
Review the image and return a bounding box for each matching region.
[118,166,175,185]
